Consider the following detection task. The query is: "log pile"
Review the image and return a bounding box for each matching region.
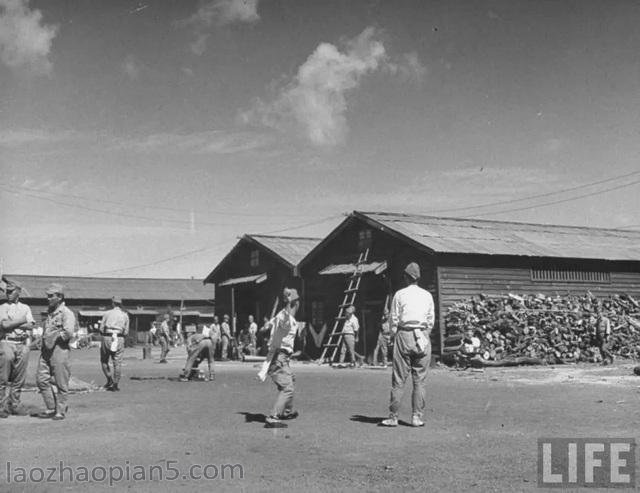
[444,292,640,364]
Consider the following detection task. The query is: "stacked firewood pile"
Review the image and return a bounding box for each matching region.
[444,292,640,364]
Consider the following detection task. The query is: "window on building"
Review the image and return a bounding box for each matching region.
[530,268,610,283]
[250,250,259,267]
[358,229,373,250]
[311,301,324,327]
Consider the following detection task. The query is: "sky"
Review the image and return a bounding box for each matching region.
[1,0,639,279]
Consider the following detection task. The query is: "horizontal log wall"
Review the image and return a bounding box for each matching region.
[438,266,640,315]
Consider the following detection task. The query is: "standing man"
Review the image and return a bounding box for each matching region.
[593,311,613,365]
[158,314,171,363]
[99,296,129,391]
[220,314,231,361]
[257,288,301,429]
[209,316,221,358]
[339,305,359,367]
[0,279,35,417]
[247,315,258,353]
[34,283,76,420]
[373,311,391,367]
[381,263,434,428]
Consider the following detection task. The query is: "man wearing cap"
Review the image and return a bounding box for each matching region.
[381,262,434,428]
[257,288,301,428]
[99,296,130,391]
[373,311,391,367]
[34,283,76,420]
[179,326,215,382]
[158,314,171,363]
[338,305,359,367]
[220,314,231,361]
[0,278,35,417]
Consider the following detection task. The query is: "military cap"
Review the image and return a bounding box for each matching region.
[283,287,299,303]
[45,283,65,295]
[112,296,123,304]
[404,262,421,280]
[3,277,22,291]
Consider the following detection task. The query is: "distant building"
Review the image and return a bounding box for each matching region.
[203,234,320,333]
[298,211,640,358]
[4,275,215,344]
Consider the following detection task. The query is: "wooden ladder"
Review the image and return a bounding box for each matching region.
[319,249,370,364]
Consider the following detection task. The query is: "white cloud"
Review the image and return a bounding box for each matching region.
[241,27,426,147]
[0,128,72,147]
[122,54,140,80]
[386,52,427,83]
[178,0,260,55]
[113,130,271,155]
[0,0,58,75]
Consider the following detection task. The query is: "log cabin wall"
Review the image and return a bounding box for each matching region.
[436,254,640,349]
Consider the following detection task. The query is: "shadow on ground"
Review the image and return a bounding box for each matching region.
[238,412,267,423]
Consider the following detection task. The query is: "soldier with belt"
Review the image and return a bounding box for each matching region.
[33,283,76,420]
[0,278,35,418]
[99,296,129,391]
[381,263,434,428]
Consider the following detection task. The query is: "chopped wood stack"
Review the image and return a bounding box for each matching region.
[444,292,640,364]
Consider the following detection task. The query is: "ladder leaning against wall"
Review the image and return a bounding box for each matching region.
[319,248,370,364]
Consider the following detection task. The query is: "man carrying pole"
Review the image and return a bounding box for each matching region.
[257,288,301,429]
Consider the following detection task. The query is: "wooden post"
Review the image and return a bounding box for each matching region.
[231,286,236,336]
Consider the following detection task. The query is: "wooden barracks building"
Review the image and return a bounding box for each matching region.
[4,275,215,345]
[298,211,640,358]
[203,234,321,333]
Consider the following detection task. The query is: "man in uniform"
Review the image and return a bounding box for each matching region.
[220,314,231,361]
[592,311,613,365]
[381,263,434,428]
[99,296,129,391]
[257,288,301,429]
[373,311,391,367]
[33,283,76,420]
[0,278,35,417]
[158,314,171,363]
[338,305,359,367]
[180,325,215,382]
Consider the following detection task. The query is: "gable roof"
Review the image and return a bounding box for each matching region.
[299,211,640,265]
[4,275,214,301]
[203,234,321,284]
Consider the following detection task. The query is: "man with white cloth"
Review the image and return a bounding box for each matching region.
[381,262,434,428]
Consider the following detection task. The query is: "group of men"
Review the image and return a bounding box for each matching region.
[0,280,75,420]
[0,263,618,430]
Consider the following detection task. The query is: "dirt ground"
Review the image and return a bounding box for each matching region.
[2,346,639,492]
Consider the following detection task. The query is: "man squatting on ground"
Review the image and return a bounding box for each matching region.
[99,295,129,391]
[381,262,434,428]
[0,278,35,417]
[257,288,301,429]
[34,283,76,420]
[180,324,215,381]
